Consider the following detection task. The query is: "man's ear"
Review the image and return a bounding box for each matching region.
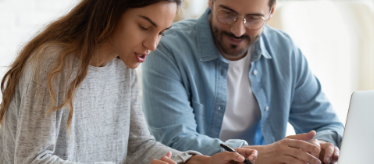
[208,0,213,10]
[268,1,277,21]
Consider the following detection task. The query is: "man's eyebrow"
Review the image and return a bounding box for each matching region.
[138,15,158,27]
[219,5,237,13]
[218,5,264,17]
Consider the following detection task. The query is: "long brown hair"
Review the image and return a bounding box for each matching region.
[0,0,182,132]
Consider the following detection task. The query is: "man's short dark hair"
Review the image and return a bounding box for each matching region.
[212,0,276,9]
[269,0,276,8]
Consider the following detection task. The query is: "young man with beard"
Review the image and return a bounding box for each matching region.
[142,0,344,163]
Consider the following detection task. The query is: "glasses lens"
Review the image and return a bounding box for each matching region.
[217,10,237,25]
[244,15,265,30]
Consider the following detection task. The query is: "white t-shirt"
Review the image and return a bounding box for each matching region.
[219,46,261,142]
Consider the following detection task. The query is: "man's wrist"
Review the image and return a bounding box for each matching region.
[242,145,265,151]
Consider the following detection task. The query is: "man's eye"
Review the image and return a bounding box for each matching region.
[159,32,165,36]
[224,11,236,17]
[249,16,261,21]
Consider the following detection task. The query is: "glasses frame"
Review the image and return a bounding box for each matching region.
[216,8,271,30]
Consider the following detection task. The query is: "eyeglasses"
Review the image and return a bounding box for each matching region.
[216,9,270,30]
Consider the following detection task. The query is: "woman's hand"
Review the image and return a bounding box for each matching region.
[150,151,176,164]
[208,148,257,164]
[185,148,258,164]
[234,148,258,163]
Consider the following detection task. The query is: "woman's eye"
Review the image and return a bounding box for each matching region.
[139,25,148,31]
[159,32,165,36]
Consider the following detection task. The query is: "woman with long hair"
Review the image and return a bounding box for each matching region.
[0,0,258,163]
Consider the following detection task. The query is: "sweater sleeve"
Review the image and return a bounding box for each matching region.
[9,59,115,164]
[11,78,85,164]
[125,70,200,164]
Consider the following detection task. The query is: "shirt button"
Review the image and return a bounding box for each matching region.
[218,106,221,110]
[253,70,258,75]
[265,106,269,111]
[221,70,225,76]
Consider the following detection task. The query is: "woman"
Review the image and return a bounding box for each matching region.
[0,0,258,163]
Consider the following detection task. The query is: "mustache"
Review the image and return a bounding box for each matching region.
[222,31,250,40]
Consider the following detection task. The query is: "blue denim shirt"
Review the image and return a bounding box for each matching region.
[142,9,344,156]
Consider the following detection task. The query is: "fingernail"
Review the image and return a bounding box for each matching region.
[248,156,253,160]
[238,155,245,161]
[326,157,331,163]
[314,147,319,153]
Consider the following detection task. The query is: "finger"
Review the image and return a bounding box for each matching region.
[309,139,321,158]
[166,151,172,158]
[284,147,321,164]
[331,146,340,163]
[286,138,320,156]
[234,148,256,157]
[228,161,238,164]
[281,155,306,164]
[160,156,176,164]
[234,148,258,162]
[150,159,168,164]
[220,151,245,163]
[247,150,258,162]
[322,143,335,163]
[286,130,316,141]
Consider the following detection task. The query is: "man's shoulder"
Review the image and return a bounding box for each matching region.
[262,25,294,44]
[168,18,198,35]
[158,18,199,48]
[255,25,312,71]
[260,25,300,59]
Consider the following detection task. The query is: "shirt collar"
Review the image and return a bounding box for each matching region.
[196,8,272,62]
[251,32,272,62]
[196,8,221,62]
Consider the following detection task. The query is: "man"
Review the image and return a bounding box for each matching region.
[142,0,344,163]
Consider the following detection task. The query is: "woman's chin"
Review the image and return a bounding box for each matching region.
[120,59,140,69]
[127,62,141,69]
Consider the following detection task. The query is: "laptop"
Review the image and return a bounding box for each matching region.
[338,90,374,164]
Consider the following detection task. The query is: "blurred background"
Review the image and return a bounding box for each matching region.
[0,0,373,135]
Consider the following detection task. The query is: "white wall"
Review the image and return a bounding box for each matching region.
[188,0,208,18]
[0,0,78,100]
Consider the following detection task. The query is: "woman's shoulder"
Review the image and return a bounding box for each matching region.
[21,44,66,88]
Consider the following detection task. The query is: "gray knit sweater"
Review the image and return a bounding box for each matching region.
[0,47,196,164]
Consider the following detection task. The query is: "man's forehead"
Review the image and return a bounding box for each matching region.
[214,0,270,14]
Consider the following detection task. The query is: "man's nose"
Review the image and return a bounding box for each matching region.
[230,18,246,37]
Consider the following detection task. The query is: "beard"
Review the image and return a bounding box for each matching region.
[211,25,260,58]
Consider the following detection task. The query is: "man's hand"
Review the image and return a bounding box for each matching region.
[185,148,257,164]
[150,151,176,164]
[242,130,322,164]
[310,139,339,164]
